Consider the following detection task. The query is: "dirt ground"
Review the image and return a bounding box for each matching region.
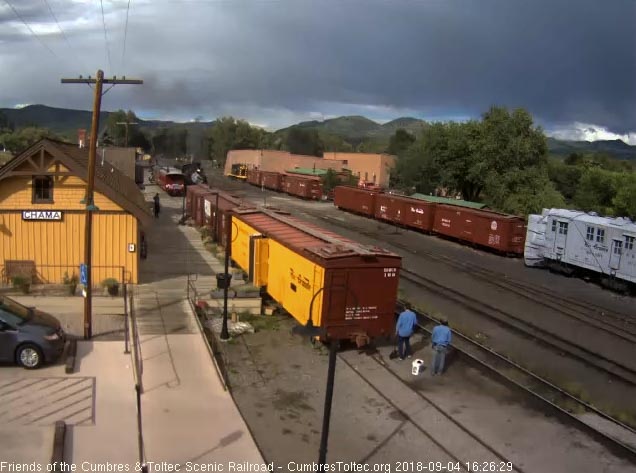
[208,312,634,472]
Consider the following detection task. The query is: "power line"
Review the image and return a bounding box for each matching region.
[3,0,59,58]
[100,0,113,72]
[122,0,132,70]
[42,0,88,70]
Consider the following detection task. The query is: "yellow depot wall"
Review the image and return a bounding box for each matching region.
[266,240,324,326]
[0,175,123,211]
[92,213,138,284]
[0,212,138,285]
[0,155,141,285]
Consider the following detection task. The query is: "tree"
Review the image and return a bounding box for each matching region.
[285,127,324,156]
[485,167,565,215]
[547,159,582,201]
[0,127,58,153]
[573,167,618,215]
[612,173,636,219]
[208,117,267,164]
[387,128,415,156]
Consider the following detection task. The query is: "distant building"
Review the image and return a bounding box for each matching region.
[224,150,396,188]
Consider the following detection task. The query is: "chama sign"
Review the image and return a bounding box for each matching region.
[22,211,63,221]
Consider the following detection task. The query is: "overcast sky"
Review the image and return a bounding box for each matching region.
[0,0,634,142]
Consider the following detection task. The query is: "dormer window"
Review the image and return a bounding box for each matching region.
[33,176,54,203]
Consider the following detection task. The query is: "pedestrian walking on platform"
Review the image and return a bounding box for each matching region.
[431,318,452,375]
[396,302,417,361]
[153,193,161,218]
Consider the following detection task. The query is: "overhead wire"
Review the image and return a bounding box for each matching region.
[100,0,114,73]
[3,0,59,58]
[42,0,89,72]
[122,0,132,70]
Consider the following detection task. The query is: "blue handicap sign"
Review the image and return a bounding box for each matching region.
[80,264,88,285]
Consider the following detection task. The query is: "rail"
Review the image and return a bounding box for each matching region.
[400,300,636,462]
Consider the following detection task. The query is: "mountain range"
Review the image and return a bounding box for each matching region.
[2,105,635,160]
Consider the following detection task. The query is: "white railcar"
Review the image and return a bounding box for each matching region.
[525,208,636,291]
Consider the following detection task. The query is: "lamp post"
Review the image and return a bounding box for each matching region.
[291,316,337,467]
[220,210,232,340]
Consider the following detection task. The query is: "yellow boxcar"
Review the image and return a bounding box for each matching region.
[231,210,401,343]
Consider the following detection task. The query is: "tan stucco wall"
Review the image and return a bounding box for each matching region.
[226,149,395,187]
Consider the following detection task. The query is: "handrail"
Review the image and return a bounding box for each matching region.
[127,283,147,471]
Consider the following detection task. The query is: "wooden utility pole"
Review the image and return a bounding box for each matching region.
[116,119,139,147]
[61,70,143,339]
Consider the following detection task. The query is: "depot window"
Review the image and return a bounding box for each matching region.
[586,226,595,241]
[32,176,54,203]
[626,236,635,251]
[596,228,605,243]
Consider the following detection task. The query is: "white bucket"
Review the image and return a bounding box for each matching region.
[411,359,424,375]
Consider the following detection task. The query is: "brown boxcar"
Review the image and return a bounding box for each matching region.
[185,184,206,218]
[247,169,261,186]
[190,186,216,226]
[282,174,323,200]
[433,204,526,254]
[333,186,377,217]
[375,194,436,232]
[202,190,253,246]
[261,171,283,191]
[232,209,401,343]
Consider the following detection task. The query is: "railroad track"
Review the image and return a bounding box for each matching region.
[315,214,636,343]
[398,301,636,463]
[399,268,636,387]
[338,351,521,471]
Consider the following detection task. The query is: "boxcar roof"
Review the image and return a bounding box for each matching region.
[410,193,488,209]
[286,168,328,176]
[235,210,399,261]
[436,203,523,221]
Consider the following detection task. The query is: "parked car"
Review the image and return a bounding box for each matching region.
[0,296,66,369]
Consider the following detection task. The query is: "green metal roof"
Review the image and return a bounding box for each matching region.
[285,168,329,176]
[410,193,488,209]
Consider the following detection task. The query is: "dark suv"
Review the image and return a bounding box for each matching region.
[0,296,66,369]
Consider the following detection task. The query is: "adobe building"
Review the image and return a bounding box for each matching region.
[224,150,396,188]
[0,138,152,287]
[98,146,139,181]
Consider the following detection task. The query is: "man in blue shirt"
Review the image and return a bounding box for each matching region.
[395,302,417,361]
[431,318,452,375]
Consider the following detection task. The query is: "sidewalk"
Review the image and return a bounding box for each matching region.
[132,186,263,465]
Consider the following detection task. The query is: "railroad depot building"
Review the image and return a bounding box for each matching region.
[225,150,396,188]
[0,138,152,286]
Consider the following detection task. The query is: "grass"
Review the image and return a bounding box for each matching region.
[238,311,281,332]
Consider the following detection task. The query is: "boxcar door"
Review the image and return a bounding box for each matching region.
[609,239,623,270]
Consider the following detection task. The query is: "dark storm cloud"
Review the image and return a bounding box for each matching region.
[0,0,634,134]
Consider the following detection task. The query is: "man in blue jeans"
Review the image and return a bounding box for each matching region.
[395,302,417,361]
[431,318,452,375]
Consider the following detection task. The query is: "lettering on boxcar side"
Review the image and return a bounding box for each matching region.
[345,305,378,320]
[383,268,397,278]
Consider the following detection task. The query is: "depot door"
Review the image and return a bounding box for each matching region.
[609,239,623,270]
